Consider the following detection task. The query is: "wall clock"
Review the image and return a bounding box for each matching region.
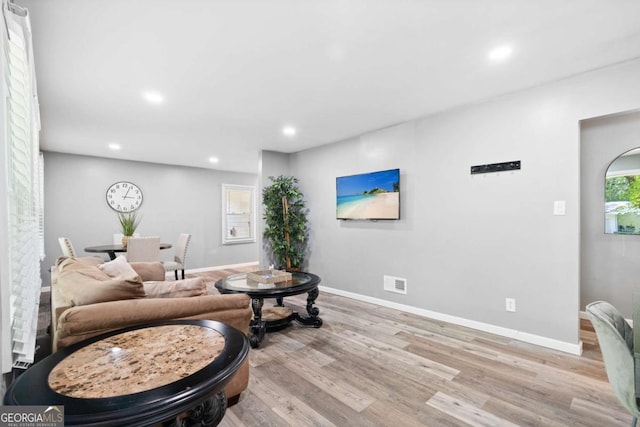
[106,181,143,212]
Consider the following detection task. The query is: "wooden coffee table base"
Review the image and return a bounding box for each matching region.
[164,391,226,427]
[215,272,323,349]
[262,306,294,330]
[249,289,323,348]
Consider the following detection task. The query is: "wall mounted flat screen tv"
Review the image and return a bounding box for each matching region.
[336,168,400,220]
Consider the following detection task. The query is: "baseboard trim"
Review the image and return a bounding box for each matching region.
[172,261,259,276]
[319,285,583,356]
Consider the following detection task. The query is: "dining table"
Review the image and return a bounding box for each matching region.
[84,243,172,260]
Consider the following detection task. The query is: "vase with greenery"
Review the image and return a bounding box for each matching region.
[262,175,309,271]
[118,211,140,247]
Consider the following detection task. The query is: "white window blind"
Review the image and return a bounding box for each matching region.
[1,0,42,371]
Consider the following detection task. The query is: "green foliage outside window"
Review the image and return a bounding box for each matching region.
[606,175,640,208]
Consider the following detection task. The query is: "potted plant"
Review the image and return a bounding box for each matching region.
[262,175,309,271]
[118,211,140,247]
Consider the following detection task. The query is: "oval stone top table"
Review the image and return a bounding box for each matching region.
[48,324,224,398]
[4,320,249,426]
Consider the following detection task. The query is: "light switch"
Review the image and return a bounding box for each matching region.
[554,200,566,216]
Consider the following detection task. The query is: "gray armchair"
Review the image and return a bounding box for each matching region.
[586,301,639,426]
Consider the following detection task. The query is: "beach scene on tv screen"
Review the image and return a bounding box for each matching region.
[336,169,400,219]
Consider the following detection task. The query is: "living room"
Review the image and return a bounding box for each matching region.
[3,0,640,425]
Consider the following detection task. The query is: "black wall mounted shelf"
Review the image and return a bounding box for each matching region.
[470,160,521,175]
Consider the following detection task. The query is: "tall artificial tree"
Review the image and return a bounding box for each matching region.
[262,175,309,270]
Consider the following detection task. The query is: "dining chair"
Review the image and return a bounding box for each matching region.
[163,233,191,280]
[586,301,640,426]
[126,236,161,262]
[58,237,76,257]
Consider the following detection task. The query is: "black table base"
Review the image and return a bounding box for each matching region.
[215,272,323,349]
[164,391,226,427]
[249,288,322,348]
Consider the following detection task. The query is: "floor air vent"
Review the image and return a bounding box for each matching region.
[383,275,407,294]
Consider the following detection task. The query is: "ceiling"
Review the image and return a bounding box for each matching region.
[17,0,640,174]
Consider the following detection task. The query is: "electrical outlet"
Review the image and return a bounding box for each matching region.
[505,298,516,312]
[553,200,566,216]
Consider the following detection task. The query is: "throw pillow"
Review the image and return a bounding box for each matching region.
[143,277,206,298]
[56,269,146,306]
[56,256,107,271]
[98,255,140,280]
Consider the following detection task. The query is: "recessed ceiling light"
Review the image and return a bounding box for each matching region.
[142,91,164,104]
[108,143,121,151]
[209,156,219,164]
[282,126,297,137]
[488,45,513,61]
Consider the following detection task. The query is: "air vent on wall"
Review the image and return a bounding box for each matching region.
[384,275,407,294]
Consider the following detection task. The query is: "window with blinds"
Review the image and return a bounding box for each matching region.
[1,1,42,371]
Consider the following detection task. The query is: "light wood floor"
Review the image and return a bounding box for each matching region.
[196,276,629,427]
[37,268,628,426]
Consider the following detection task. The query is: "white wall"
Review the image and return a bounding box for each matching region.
[43,152,259,282]
[283,59,640,351]
[581,111,640,318]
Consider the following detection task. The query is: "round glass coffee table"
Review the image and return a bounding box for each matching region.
[215,272,322,348]
[3,319,249,426]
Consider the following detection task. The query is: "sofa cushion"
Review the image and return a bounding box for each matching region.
[143,277,207,298]
[98,255,139,280]
[55,294,252,348]
[130,262,166,281]
[56,267,146,306]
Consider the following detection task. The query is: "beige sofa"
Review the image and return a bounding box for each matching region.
[50,256,252,403]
